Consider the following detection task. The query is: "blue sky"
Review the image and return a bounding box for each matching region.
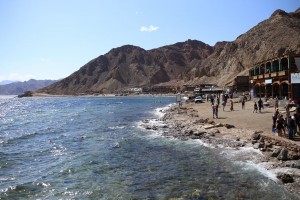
[0,0,299,81]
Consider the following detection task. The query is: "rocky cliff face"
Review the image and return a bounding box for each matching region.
[187,9,300,86]
[39,40,213,94]
[39,8,300,95]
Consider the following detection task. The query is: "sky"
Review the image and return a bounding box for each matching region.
[0,0,299,82]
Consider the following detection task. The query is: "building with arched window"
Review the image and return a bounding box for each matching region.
[249,54,300,101]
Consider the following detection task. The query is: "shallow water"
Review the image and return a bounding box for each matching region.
[0,96,299,199]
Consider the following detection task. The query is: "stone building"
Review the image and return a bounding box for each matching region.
[249,54,300,101]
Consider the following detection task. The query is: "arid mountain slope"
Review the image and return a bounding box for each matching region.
[39,40,213,94]
[187,9,300,86]
[39,8,300,95]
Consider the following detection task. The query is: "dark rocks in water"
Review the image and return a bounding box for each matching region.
[18,90,33,98]
[277,173,294,184]
[277,147,288,161]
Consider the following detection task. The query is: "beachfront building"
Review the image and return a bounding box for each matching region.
[225,76,249,93]
[194,84,223,96]
[249,54,300,101]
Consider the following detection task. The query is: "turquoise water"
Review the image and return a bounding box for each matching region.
[0,96,298,199]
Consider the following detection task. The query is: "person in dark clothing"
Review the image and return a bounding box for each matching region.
[294,113,300,135]
[258,98,263,113]
[253,102,258,113]
[288,116,296,140]
[276,115,285,137]
[273,109,279,126]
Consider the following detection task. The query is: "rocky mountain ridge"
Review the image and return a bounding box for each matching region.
[39,8,300,95]
[0,79,58,95]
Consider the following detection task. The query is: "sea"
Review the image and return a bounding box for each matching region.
[0,95,299,199]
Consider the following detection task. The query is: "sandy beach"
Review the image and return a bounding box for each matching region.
[141,97,300,195]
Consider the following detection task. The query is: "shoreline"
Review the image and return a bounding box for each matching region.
[141,99,300,195]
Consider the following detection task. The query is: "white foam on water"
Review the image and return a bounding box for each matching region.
[220,146,279,182]
[194,139,216,148]
[242,161,279,182]
[152,103,175,119]
[108,126,126,130]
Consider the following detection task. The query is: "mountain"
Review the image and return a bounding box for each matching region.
[39,40,213,95]
[0,80,17,85]
[39,8,300,95]
[0,79,58,95]
[187,8,300,86]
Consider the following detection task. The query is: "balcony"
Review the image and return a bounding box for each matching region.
[271,72,277,77]
[258,75,264,79]
[264,74,270,78]
[278,71,286,76]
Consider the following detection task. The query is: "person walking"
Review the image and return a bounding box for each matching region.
[274,97,279,111]
[276,114,285,137]
[215,103,219,118]
[230,100,233,111]
[258,98,263,113]
[212,103,216,118]
[288,115,296,140]
[253,102,258,113]
[241,98,245,110]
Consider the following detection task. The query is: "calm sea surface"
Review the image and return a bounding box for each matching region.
[0,96,298,199]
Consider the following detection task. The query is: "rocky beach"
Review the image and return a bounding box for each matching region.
[141,98,300,195]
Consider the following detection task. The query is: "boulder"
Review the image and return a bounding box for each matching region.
[288,152,300,160]
[271,148,281,157]
[277,147,288,161]
[291,160,300,169]
[251,132,261,141]
[277,173,294,184]
[224,124,235,129]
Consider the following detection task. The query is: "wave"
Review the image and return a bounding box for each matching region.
[0,181,50,196]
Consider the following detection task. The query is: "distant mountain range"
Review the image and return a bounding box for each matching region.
[0,80,16,85]
[38,8,300,95]
[0,79,58,95]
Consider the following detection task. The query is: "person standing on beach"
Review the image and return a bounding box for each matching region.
[230,100,233,111]
[253,102,258,113]
[258,98,263,113]
[276,114,285,137]
[222,99,226,111]
[273,109,279,127]
[215,103,219,118]
[274,97,279,111]
[212,103,216,118]
[288,115,296,140]
[241,98,245,110]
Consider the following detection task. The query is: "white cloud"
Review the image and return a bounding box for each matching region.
[140,25,159,32]
[0,73,35,82]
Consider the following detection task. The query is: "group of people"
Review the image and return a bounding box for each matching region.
[208,93,299,140]
[272,104,300,140]
[209,93,235,119]
[253,98,264,113]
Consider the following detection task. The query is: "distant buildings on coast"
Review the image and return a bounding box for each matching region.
[249,54,300,101]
